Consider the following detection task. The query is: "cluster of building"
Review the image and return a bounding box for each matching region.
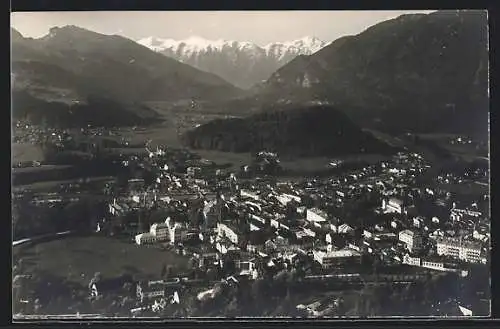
[95,145,490,315]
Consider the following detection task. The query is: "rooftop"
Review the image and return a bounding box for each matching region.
[307,208,328,220]
[399,229,418,237]
[388,198,403,205]
[316,248,361,258]
[436,237,482,250]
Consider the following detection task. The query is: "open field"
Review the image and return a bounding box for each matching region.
[438,182,489,196]
[12,176,115,193]
[416,133,489,161]
[193,149,253,169]
[106,125,182,148]
[101,110,235,150]
[12,164,72,174]
[11,142,45,163]
[363,129,407,148]
[280,154,389,173]
[13,236,188,285]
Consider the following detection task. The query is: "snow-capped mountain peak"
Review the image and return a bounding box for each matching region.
[265,36,325,50]
[138,35,326,55]
[138,35,258,54]
[263,36,327,60]
[136,35,329,89]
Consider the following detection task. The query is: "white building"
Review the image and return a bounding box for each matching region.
[421,260,446,271]
[312,249,362,269]
[217,222,240,245]
[412,216,424,228]
[450,208,482,222]
[383,198,404,214]
[136,281,169,302]
[402,253,421,266]
[240,189,259,201]
[306,208,328,223]
[169,223,188,245]
[398,230,423,252]
[150,223,169,241]
[135,232,158,245]
[277,193,302,206]
[337,224,354,234]
[237,260,258,279]
[436,237,482,263]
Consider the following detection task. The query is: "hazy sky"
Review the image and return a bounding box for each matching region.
[11,10,436,45]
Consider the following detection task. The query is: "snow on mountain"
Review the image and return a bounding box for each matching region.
[263,36,327,60]
[137,36,329,89]
[138,36,263,57]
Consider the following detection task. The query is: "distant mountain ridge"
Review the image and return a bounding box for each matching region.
[137,36,328,89]
[11,26,242,127]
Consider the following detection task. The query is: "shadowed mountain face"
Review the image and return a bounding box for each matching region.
[183,105,395,157]
[11,26,242,127]
[250,10,488,137]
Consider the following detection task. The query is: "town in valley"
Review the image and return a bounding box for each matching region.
[11,10,490,319]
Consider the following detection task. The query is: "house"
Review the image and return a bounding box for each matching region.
[216,239,240,255]
[217,222,241,245]
[150,222,169,241]
[306,208,328,223]
[270,218,281,229]
[436,237,482,263]
[169,223,188,245]
[303,227,316,238]
[276,193,301,206]
[363,230,373,239]
[450,208,482,223]
[89,275,133,298]
[187,167,201,179]
[325,232,334,245]
[249,219,264,232]
[329,217,341,233]
[190,246,219,268]
[312,249,362,269]
[108,199,130,216]
[398,230,423,253]
[337,224,354,235]
[473,229,490,243]
[240,189,259,201]
[237,259,258,279]
[135,232,158,245]
[402,253,421,266]
[412,216,424,229]
[297,206,307,216]
[136,281,165,302]
[382,198,404,214]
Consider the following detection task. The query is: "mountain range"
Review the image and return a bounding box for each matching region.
[11,9,489,147]
[254,10,489,136]
[186,10,489,156]
[137,36,328,89]
[11,26,241,127]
